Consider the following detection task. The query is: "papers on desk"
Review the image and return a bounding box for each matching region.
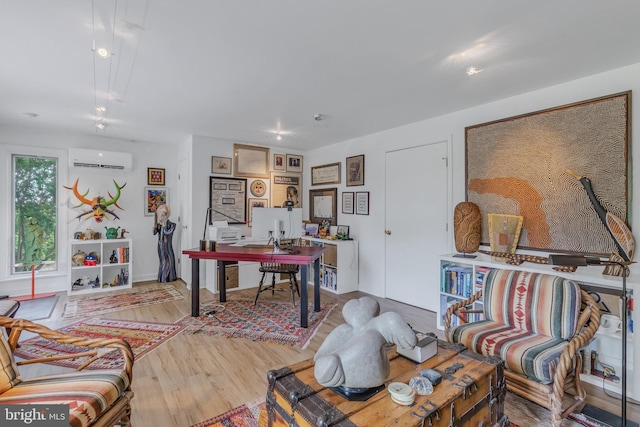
[230,238,271,247]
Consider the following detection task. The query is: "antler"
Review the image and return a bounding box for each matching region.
[104,180,127,207]
[64,178,93,206]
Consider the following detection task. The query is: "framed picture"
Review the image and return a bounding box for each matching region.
[270,171,302,208]
[311,162,341,185]
[233,143,270,178]
[248,198,268,225]
[209,177,247,224]
[249,179,267,197]
[304,223,319,236]
[336,225,350,239]
[211,156,232,174]
[147,167,165,185]
[346,155,365,186]
[145,187,168,216]
[273,153,285,171]
[355,191,370,215]
[309,188,338,226]
[466,91,630,255]
[342,192,354,214]
[286,154,303,173]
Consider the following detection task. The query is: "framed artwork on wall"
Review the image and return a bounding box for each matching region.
[309,188,337,226]
[147,168,165,185]
[233,144,270,178]
[209,177,247,224]
[342,192,354,214]
[270,171,302,209]
[145,187,168,216]
[346,155,365,186]
[466,91,630,255]
[273,153,285,171]
[355,191,369,215]
[211,156,232,174]
[286,154,303,173]
[311,162,341,185]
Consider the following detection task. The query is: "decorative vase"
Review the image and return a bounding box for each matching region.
[453,202,481,256]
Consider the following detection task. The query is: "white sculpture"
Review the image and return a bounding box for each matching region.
[314,296,417,389]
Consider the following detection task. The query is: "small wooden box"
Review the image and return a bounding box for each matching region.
[266,342,508,427]
[322,243,337,267]
[218,264,238,289]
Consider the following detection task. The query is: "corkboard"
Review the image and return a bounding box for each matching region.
[466,92,630,255]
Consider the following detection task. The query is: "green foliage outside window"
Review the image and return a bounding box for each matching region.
[13,155,57,273]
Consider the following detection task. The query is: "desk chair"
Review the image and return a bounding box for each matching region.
[254,238,301,307]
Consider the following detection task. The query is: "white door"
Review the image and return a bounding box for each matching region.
[385,142,449,312]
[178,155,191,287]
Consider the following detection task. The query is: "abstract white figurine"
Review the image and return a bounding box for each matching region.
[314,296,417,389]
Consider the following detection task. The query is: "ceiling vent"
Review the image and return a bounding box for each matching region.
[69,148,132,171]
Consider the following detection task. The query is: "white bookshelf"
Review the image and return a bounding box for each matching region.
[69,238,132,295]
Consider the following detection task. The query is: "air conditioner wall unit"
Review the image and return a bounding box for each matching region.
[69,148,133,171]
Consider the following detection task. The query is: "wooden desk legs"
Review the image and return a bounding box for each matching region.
[191,258,200,317]
[299,258,322,328]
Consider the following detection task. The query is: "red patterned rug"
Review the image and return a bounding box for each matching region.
[14,317,186,369]
[177,299,335,349]
[62,284,183,318]
[192,398,270,427]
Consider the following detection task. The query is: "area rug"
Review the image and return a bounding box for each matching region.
[192,398,269,427]
[62,284,183,318]
[177,299,335,349]
[14,317,186,369]
[15,294,58,320]
[192,396,521,427]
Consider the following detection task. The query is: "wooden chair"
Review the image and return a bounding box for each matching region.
[444,269,600,427]
[0,316,134,427]
[254,238,301,307]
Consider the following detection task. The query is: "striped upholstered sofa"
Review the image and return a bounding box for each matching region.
[444,269,600,427]
[0,316,134,427]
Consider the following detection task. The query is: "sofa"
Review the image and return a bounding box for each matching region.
[444,268,600,426]
[0,316,134,427]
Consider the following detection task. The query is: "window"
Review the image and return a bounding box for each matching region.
[13,155,58,274]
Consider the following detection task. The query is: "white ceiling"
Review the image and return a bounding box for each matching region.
[2,1,640,151]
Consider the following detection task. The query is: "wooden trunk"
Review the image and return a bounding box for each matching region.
[266,342,509,427]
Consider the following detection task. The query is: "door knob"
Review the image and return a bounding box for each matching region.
[385,230,392,235]
[183,225,188,229]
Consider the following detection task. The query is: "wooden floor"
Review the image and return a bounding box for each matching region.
[20,280,639,426]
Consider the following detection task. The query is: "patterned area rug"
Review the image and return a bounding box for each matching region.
[14,317,186,369]
[192,397,520,427]
[177,299,335,349]
[192,398,268,427]
[62,283,183,318]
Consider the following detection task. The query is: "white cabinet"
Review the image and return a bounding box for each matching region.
[69,239,132,295]
[301,237,358,294]
[438,252,638,400]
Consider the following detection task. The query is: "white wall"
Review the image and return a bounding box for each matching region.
[2,62,639,299]
[0,127,180,296]
[306,62,640,299]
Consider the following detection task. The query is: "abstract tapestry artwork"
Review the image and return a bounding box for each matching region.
[466,91,630,255]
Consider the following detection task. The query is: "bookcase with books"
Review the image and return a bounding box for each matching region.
[69,238,132,295]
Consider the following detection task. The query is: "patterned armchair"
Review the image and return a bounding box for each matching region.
[0,316,134,427]
[444,269,600,427]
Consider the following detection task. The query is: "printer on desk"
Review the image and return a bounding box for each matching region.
[209,221,242,241]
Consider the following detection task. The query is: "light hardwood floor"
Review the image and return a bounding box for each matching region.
[21,280,639,426]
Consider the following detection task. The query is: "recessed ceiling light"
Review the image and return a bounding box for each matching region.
[276,133,283,141]
[314,114,325,121]
[95,122,106,130]
[466,66,484,76]
[96,106,106,113]
[96,47,111,58]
